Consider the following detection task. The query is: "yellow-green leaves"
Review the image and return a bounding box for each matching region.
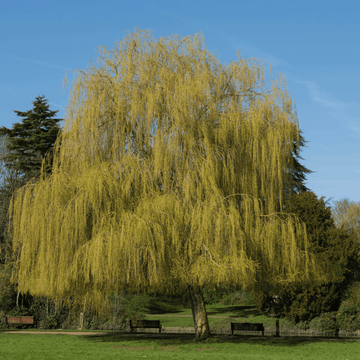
[9,28,338,320]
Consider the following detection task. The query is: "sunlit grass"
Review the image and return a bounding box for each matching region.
[0,332,359,360]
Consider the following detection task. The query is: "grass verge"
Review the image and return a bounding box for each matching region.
[0,332,359,360]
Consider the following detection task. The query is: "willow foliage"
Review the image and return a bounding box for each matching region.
[8,28,339,319]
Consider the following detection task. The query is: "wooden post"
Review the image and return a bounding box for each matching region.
[79,297,86,330]
[79,312,84,330]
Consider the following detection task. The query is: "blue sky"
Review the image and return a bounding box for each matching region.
[1,0,359,207]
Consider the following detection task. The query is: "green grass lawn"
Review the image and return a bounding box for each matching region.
[143,297,305,331]
[0,332,359,360]
[146,299,261,317]
[1,296,360,359]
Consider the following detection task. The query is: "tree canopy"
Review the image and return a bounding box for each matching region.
[331,198,360,241]
[256,190,360,323]
[0,96,63,270]
[0,95,63,181]
[8,28,340,335]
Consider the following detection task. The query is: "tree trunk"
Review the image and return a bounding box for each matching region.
[188,284,212,340]
[16,289,20,309]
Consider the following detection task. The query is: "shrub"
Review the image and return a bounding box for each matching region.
[295,320,310,330]
[332,280,360,331]
[251,289,280,314]
[318,312,338,333]
[202,287,227,305]
[39,315,59,329]
[274,281,345,325]
[308,312,337,333]
[234,289,255,306]
[336,311,358,332]
[0,263,19,313]
[220,290,254,306]
[336,301,360,331]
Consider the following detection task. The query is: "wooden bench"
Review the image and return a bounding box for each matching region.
[129,320,162,333]
[6,316,36,329]
[231,322,264,336]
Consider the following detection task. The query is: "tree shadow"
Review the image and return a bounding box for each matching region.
[206,305,261,317]
[80,332,360,348]
[146,295,262,317]
[146,297,186,314]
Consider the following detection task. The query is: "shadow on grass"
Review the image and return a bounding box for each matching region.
[206,305,261,317]
[146,296,262,317]
[80,332,360,347]
[146,297,189,314]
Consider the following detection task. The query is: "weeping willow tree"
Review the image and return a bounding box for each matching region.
[8,28,340,339]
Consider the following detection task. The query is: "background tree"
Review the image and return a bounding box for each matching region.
[331,197,360,283]
[0,135,25,314]
[0,97,63,315]
[282,129,313,201]
[0,135,39,315]
[260,190,360,324]
[0,135,24,265]
[0,95,63,183]
[8,28,341,339]
[0,95,63,266]
[331,197,360,242]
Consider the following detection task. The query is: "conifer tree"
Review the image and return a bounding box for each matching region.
[263,128,313,214]
[8,28,340,339]
[0,95,63,182]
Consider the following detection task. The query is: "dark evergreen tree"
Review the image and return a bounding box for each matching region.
[260,129,314,214]
[280,129,314,209]
[289,129,313,194]
[257,191,360,324]
[0,95,63,182]
[285,191,335,252]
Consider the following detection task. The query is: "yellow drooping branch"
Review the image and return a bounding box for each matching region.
[8,28,338,320]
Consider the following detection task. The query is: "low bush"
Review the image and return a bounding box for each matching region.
[333,280,360,331]
[220,290,255,306]
[202,287,227,306]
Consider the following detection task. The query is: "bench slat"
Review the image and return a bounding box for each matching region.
[6,316,35,328]
[231,322,264,336]
[7,317,21,324]
[129,320,162,333]
[20,317,34,324]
